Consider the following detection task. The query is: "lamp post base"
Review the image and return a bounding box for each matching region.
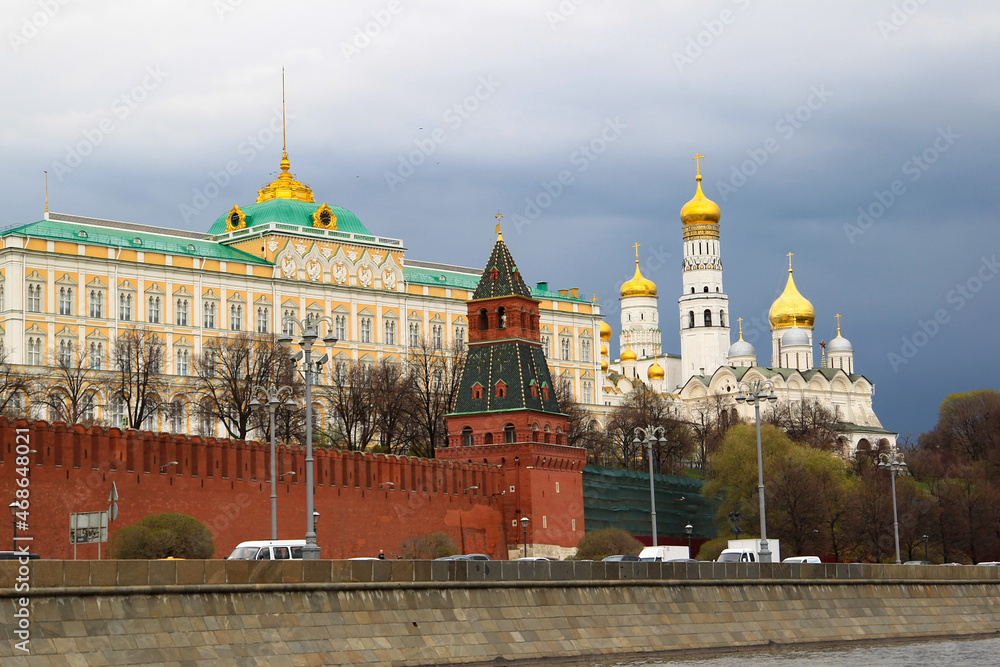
[301,545,321,560]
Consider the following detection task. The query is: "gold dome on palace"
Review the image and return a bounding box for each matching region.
[769,266,815,330]
[256,151,315,203]
[620,347,637,362]
[600,342,608,357]
[680,174,721,226]
[601,358,609,372]
[647,360,665,380]
[600,320,613,342]
[620,262,657,298]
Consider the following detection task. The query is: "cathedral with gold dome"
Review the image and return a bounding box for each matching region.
[601,158,895,456]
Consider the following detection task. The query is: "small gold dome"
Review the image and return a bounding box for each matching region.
[620,347,637,362]
[680,174,721,225]
[600,343,608,357]
[600,320,613,342]
[620,259,657,298]
[647,360,665,380]
[601,358,609,372]
[257,151,315,203]
[769,263,815,330]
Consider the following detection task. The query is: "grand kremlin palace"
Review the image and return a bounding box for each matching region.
[0,151,601,434]
[0,149,894,455]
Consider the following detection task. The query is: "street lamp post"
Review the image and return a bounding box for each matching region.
[685,523,693,555]
[520,516,529,558]
[922,534,929,563]
[735,379,778,563]
[633,425,668,546]
[878,450,907,565]
[9,501,19,551]
[250,383,295,541]
[278,315,338,560]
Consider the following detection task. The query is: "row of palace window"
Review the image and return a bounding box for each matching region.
[539,335,592,362]
[686,309,726,328]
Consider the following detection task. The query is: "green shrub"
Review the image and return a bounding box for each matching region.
[398,531,458,559]
[570,528,643,561]
[111,513,215,559]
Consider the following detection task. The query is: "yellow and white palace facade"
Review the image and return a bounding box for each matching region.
[0,151,602,433]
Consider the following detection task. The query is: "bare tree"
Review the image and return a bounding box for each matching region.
[193,333,286,440]
[555,380,609,462]
[764,399,839,450]
[371,359,417,453]
[690,393,738,474]
[323,360,377,451]
[109,327,166,430]
[0,345,35,418]
[406,339,466,458]
[606,386,693,473]
[41,343,103,425]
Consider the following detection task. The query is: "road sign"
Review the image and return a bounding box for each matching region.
[108,481,119,503]
[69,511,108,544]
[108,502,119,522]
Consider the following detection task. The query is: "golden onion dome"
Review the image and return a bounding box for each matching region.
[647,360,665,380]
[599,320,613,342]
[680,173,721,226]
[769,259,815,330]
[256,151,315,203]
[620,248,657,298]
[600,342,608,357]
[600,357,609,372]
[620,347,637,362]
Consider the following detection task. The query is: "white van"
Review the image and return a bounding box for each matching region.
[638,545,690,561]
[782,556,821,564]
[227,540,306,560]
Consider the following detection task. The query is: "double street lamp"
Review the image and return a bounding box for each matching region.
[250,383,296,541]
[520,516,529,558]
[735,379,778,563]
[633,425,668,546]
[278,316,338,560]
[878,450,907,565]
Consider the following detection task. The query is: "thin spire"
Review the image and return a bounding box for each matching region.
[835,313,842,336]
[281,67,286,154]
[737,317,744,341]
[633,242,640,265]
[787,251,794,273]
[494,210,503,241]
[44,170,48,215]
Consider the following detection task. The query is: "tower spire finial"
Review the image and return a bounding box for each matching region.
[281,67,287,155]
[633,242,640,265]
[835,313,842,336]
[44,170,48,215]
[494,210,503,240]
[787,252,794,273]
[692,152,705,178]
[738,317,744,341]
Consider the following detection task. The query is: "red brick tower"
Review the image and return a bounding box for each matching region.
[437,228,585,559]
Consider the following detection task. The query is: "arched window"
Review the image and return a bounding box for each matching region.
[504,424,516,444]
[690,287,695,294]
[479,308,488,331]
[720,310,726,327]
[483,432,494,445]
[461,426,473,447]
[497,306,506,329]
[688,311,695,328]
[704,309,713,327]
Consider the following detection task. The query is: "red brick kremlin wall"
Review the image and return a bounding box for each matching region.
[0,418,506,560]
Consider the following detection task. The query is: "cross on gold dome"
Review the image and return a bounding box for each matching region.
[494,211,503,239]
[692,153,705,176]
[787,252,794,272]
[835,313,842,336]
[633,242,640,264]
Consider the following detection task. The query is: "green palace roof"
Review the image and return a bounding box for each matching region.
[3,214,270,264]
[208,198,372,236]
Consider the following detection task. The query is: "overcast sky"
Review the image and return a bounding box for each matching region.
[2,0,998,438]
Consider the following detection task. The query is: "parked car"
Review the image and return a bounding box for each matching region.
[783,556,822,564]
[904,560,933,565]
[516,557,553,561]
[602,554,640,562]
[976,561,1000,566]
[227,540,305,560]
[434,554,492,561]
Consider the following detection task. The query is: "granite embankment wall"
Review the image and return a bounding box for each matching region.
[3,560,1000,666]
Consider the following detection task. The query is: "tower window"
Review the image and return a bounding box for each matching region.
[704,309,712,327]
[704,286,709,293]
[691,287,695,294]
[688,311,695,328]
[497,306,506,329]
[504,424,516,444]
[478,308,488,331]
[462,426,473,447]
[720,310,726,327]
